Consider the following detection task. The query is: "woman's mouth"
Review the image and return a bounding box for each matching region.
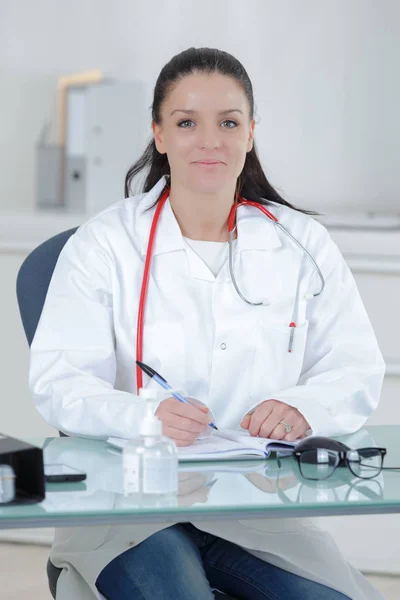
[192,161,224,168]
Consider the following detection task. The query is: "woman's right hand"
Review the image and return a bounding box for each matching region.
[155,397,210,447]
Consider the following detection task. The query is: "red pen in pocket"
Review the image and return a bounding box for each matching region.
[288,322,296,353]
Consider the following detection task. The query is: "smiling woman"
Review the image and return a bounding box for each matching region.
[29,46,385,600]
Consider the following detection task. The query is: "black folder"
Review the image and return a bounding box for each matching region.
[0,434,45,504]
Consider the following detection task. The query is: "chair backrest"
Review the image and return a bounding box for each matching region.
[16,227,79,439]
[16,227,79,346]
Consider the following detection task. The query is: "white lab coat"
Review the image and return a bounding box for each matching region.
[29,174,386,599]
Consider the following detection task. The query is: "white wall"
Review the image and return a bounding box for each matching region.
[0,0,399,213]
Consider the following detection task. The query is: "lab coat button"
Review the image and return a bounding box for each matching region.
[220,343,227,350]
[128,541,135,547]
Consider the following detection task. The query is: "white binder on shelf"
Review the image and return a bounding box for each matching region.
[84,81,149,216]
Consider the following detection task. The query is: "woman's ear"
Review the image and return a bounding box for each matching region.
[152,122,166,154]
[247,119,255,153]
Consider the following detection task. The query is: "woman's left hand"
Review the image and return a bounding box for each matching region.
[240,399,310,442]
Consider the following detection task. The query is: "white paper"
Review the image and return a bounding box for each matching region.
[107,429,296,462]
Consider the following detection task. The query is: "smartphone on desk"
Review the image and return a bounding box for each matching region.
[44,464,87,483]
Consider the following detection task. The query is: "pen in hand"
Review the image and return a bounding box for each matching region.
[136,360,218,430]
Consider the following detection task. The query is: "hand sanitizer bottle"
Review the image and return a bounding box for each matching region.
[123,388,178,500]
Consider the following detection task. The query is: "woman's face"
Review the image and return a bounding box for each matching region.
[152,72,255,194]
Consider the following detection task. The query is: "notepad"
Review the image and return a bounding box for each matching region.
[107,428,297,462]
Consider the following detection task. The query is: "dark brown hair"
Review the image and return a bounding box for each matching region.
[125,47,318,216]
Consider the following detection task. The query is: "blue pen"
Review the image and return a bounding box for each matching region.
[136,360,218,430]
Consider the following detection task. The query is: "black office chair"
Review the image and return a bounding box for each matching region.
[16,228,237,599]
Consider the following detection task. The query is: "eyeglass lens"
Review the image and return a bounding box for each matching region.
[298,448,383,480]
[299,449,339,480]
[346,448,383,479]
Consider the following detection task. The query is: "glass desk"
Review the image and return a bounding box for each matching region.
[1,425,399,530]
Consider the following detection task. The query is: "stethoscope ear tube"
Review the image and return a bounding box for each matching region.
[275,222,325,298]
[227,200,325,306]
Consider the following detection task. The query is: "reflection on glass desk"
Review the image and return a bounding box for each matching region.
[1,425,400,529]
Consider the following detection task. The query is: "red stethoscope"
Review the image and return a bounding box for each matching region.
[136,186,325,391]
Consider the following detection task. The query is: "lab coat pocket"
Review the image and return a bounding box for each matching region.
[250,319,309,402]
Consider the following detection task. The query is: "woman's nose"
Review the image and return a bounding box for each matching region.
[199,127,221,149]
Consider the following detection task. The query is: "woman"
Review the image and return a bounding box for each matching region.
[29,47,385,599]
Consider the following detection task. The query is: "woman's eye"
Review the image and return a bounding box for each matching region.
[178,119,194,128]
[221,120,238,128]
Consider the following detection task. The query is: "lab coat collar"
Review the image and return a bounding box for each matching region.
[135,175,184,257]
[135,175,282,258]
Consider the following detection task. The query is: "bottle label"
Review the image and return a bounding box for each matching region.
[123,453,140,495]
[142,456,177,494]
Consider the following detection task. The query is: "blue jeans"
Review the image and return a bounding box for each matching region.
[96,523,351,600]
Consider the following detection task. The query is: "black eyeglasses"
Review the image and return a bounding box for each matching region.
[293,447,387,481]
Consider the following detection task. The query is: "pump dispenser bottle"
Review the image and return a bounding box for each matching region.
[123,388,178,499]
